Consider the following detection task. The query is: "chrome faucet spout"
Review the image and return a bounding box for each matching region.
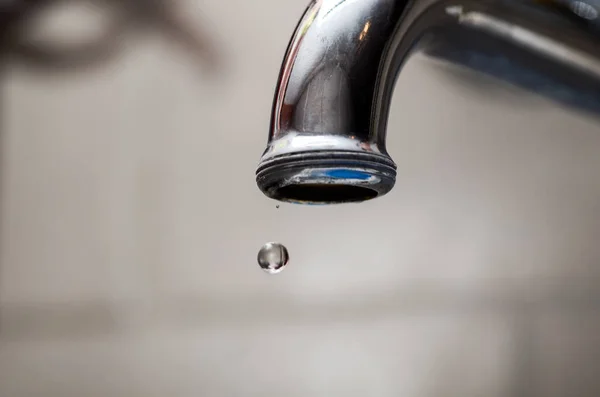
[256,0,600,204]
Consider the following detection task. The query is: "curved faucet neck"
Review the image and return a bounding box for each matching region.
[257,0,600,204]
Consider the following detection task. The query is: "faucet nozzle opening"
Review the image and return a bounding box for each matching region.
[277,184,378,204]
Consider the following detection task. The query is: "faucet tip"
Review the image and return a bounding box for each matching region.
[256,149,396,205]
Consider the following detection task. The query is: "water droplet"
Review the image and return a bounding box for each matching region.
[276,205,280,209]
[257,242,289,274]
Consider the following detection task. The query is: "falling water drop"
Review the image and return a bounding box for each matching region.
[257,242,289,274]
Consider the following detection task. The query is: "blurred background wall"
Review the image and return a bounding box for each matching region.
[0,0,600,396]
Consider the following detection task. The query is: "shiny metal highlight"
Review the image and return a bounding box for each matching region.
[257,0,600,204]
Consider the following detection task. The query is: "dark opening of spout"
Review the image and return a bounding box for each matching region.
[277,184,378,204]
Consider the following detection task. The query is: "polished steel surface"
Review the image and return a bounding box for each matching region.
[257,0,600,204]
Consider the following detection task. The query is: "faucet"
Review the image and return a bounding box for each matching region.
[256,0,600,205]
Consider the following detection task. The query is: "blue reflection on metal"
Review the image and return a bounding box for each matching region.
[324,169,371,180]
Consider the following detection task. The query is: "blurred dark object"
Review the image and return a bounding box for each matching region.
[0,0,219,74]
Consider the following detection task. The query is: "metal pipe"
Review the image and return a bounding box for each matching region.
[256,0,600,204]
